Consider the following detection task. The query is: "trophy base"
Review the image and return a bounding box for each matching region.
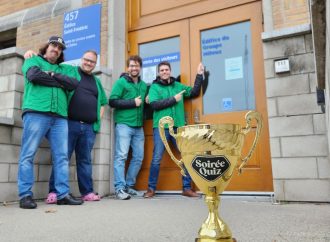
[195,238,237,242]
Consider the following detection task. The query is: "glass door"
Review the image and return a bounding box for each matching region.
[190,2,273,191]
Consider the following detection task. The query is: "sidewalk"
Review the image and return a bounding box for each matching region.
[0,195,329,242]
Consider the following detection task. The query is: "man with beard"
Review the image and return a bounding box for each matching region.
[45,50,108,203]
[19,36,83,209]
[144,61,204,198]
[109,55,148,200]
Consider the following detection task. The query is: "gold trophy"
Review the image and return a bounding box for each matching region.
[159,111,262,242]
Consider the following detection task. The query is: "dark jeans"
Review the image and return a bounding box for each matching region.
[49,120,96,196]
[147,128,192,191]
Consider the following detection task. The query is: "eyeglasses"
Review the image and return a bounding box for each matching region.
[128,64,140,68]
[83,58,96,64]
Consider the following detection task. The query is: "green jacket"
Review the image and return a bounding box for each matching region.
[109,74,148,127]
[22,55,69,117]
[60,64,108,132]
[149,77,193,128]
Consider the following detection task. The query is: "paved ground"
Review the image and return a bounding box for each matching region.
[0,195,329,242]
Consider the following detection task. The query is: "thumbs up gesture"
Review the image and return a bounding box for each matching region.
[135,96,142,106]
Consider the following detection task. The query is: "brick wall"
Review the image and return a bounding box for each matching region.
[0,0,48,17]
[15,0,109,67]
[272,0,310,29]
[16,16,63,56]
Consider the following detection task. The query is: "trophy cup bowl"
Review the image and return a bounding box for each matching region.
[158,111,262,242]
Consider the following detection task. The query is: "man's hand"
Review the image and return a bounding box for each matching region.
[24,50,37,59]
[197,62,205,75]
[135,96,142,106]
[174,90,186,102]
[145,95,150,104]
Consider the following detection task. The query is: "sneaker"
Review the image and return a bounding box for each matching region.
[126,187,144,197]
[20,196,37,209]
[115,189,131,200]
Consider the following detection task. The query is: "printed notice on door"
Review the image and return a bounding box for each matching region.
[225,56,243,80]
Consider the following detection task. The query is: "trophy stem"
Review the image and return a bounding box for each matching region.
[196,192,234,242]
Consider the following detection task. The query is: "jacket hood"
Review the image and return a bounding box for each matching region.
[120,72,141,83]
[152,76,176,86]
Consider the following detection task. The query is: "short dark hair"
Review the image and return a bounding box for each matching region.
[39,43,64,64]
[83,49,98,58]
[127,55,142,67]
[157,61,171,72]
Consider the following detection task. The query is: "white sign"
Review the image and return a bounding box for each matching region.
[225,56,243,80]
[142,66,157,84]
[274,59,290,73]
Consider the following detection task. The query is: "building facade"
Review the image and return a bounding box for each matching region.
[0,0,328,202]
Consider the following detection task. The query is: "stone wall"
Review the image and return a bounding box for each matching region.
[262,25,330,202]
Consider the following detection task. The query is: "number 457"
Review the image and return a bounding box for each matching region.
[65,11,79,22]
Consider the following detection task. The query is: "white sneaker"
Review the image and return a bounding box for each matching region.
[126,187,144,197]
[116,189,131,200]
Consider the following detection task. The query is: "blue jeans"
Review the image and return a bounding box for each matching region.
[114,124,144,192]
[49,120,96,196]
[17,113,69,199]
[148,128,192,191]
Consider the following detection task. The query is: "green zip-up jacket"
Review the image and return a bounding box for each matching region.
[149,74,203,128]
[22,55,68,117]
[60,64,108,132]
[109,73,148,127]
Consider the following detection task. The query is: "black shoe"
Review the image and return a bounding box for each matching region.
[57,194,84,205]
[19,196,37,209]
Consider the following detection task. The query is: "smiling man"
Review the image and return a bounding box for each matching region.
[18,36,83,209]
[45,50,108,203]
[144,61,204,198]
[109,55,148,200]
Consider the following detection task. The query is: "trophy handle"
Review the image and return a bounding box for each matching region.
[238,111,263,174]
[159,116,187,177]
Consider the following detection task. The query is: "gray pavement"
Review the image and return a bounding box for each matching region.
[0,195,329,242]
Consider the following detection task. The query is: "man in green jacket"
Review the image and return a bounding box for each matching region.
[109,55,148,200]
[144,61,204,198]
[19,36,83,209]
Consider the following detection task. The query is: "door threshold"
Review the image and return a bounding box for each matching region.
[153,190,274,197]
[143,190,275,203]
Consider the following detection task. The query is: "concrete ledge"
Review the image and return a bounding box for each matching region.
[262,24,311,42]
[93,66,112,76]
[0,117,14,126]
[0,47,24,60]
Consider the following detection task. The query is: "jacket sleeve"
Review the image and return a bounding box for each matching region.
[27,66,79,91]
[189,74,204,98]
[26,66,62,88]
[150,97,176,111]
[109,99,136,109]
[52,73,79,91]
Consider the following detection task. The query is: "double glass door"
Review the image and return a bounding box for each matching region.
[129,2,273,192]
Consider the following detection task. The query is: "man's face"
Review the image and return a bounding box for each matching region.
[158,64,171,81]
[127,60,141,78]
[44,43,62,63]
[81,52,97,74]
